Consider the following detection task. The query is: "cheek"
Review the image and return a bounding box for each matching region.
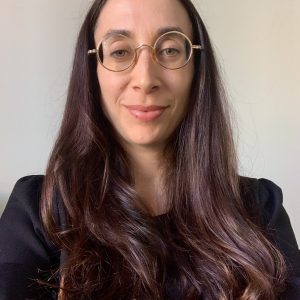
[97,67,118,101]
[97,69,116,122]
[171,65,194,106]
[97,67,127,113]
[172,67,194,123]
[184,63,194,94]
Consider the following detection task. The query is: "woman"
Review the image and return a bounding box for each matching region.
[0,0,299,299]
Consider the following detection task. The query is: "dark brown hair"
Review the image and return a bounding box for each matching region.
[41,0,287,299]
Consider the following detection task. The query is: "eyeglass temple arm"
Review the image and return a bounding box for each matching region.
[88,49,97,55]
[192,45,203,50]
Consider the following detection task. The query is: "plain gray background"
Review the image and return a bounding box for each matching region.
[0,0,299,242]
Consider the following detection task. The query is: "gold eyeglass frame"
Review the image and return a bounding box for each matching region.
[87,30,203,72]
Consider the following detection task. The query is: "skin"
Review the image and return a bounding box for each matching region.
[94,0,194,215]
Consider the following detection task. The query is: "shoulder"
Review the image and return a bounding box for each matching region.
[3,175,45,221]
[0,175,59,298]
[0,175,59,258]
[240,176,300,271]
[2,175,44,215]
[239,177,284,228]
[12,174,44,194]
[239,176,296,238]
[240,177,300,296]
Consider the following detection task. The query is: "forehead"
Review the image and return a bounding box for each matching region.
[94,0,193,41]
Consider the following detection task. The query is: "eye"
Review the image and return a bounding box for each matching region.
[161,48,180,56]
[110,49,130,58]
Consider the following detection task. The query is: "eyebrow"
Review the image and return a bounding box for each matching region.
[102,29,132,40]
[102,26,184,40]
[157,26,184,36]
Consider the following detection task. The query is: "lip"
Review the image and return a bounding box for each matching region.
[125,105,169,121]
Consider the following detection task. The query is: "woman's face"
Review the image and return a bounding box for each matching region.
[94,0,194,150]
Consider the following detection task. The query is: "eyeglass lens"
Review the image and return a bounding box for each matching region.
[98,32,192,71]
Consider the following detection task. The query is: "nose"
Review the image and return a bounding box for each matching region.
[130,45,161,94]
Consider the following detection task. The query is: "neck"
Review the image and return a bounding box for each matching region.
[123,143,167,216]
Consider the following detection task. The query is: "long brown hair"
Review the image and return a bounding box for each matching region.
[41,0,287,299]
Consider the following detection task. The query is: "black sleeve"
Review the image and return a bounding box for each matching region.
[0,176,60,300]
[256,178,300,299]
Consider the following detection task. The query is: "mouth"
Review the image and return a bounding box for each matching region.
[124,105,169,121]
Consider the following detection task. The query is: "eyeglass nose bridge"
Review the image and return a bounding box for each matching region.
[132,44,158,66]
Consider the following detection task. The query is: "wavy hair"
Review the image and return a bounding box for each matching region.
[41,0,287,299]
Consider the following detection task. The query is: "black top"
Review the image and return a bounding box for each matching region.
[0,175,299,299]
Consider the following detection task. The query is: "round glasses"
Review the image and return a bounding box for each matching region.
[88,31,203,72]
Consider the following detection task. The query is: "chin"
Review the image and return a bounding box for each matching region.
[124,135,166,149]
